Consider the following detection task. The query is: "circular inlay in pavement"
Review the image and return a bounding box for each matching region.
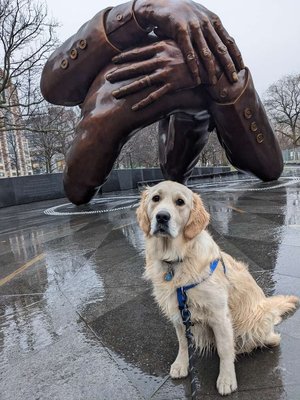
[44,196,140,216]
[44,177,300,216]
[191,176,300,193]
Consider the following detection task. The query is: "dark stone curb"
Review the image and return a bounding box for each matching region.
[0,167,231,208]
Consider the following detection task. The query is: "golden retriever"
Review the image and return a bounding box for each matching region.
[136,180,299,396]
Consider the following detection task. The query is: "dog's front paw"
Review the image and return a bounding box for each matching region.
[170,361,189,379]
[217,371,237,396]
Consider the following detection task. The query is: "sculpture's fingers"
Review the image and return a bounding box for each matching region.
[132,83,172,111]
[112,44,157,64]
[213,20,245,71]
[112,72,162,99]
[176,26,201,85]
[106,59,161,82]
[190,23,217,85]
[204,21,238,83]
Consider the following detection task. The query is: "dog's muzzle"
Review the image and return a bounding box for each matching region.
[153,210,171,236]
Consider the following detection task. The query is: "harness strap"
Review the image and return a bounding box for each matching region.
[176,258,225,310]
[176,257,226,400]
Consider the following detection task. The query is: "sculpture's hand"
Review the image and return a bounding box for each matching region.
[133,0,244,85]
[107,41,201,111]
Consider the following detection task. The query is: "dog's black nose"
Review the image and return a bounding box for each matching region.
[156,211,171,224]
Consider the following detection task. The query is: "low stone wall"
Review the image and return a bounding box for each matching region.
[0,167,231,208]
[0,173,64,208]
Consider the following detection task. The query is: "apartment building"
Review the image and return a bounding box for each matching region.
[0,69,33,177]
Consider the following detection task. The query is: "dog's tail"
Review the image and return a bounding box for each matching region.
[264,295,299,325]
[235,294,299,354]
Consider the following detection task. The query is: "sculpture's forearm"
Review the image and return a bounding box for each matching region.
[40,2,150,106]
[40,9,116,106]
[207,69,283,181]
[105,1,151,50]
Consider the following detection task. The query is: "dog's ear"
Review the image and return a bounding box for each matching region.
[136,190,150,235]
[184,193,210,240]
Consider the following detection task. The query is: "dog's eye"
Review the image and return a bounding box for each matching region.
[152,195,160,202]
[176,198,185,206]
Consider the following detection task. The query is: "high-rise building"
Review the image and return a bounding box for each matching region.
[0,69,33,177]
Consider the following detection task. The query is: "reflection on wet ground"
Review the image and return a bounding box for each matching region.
[1,169,300,400]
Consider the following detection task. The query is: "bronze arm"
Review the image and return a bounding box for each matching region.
[208,69,283,181]
[108,42,283,182]
[40,3,150,106]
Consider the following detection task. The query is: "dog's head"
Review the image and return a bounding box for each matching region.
[136,181,210,240]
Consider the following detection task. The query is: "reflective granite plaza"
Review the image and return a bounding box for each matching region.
[1,170,300,400]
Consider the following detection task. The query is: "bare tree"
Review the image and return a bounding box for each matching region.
[116,123,228,169]
[0,0,58,133]
[264,74,300,149]
[117,123,159,168]
[53,108,78,159]
[5,131,20,175]
[200,131,227,166]
[115,138,135,169]
[27,106,78,173]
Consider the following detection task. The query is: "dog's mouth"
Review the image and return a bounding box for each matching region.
[153,224,171,237]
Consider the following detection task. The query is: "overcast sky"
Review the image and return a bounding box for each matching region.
[44,0,300,96]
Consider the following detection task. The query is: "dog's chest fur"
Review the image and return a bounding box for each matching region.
[143,232,225,325]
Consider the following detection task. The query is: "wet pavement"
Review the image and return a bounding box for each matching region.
[1,168,300,400]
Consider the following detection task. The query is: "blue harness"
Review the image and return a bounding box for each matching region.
[173,258,226,399]
[163,257,226,399]
[176,258,226,326]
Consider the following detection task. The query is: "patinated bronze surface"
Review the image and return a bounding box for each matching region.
[40,0,283,205]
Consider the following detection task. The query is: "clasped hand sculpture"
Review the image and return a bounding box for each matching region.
[41,0,283,205]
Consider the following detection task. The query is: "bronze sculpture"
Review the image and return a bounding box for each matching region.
[40,0,283,205]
